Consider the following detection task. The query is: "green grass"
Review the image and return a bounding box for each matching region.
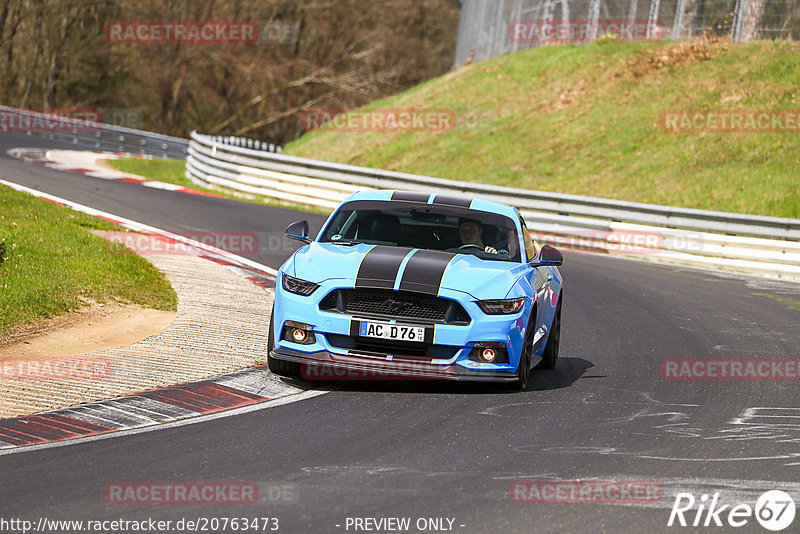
[106,157,329,214]
[107,157,198,190]
[752,292,800,311]
[283,38,800,219]
[0,186,177,341]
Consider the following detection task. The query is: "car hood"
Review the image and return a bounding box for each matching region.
[285,242,527,300]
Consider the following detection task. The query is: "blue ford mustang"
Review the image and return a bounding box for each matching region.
[267,190,563,389]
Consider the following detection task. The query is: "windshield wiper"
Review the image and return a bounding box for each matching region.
[326,240,363,246]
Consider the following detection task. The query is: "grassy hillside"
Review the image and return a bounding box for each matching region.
[284,38,800,219]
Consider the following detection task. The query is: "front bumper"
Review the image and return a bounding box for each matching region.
[273,275,532,381]
[270,347,518,382]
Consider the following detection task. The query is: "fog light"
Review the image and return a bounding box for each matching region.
[468,342,509,364]
[281,320,315,345]
[291,328,307,343]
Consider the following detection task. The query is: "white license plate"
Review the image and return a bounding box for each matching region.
[359,321,425,342]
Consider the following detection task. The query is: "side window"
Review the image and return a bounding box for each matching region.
[519,216,537,262]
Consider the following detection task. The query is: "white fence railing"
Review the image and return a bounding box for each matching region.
[186,130,800,281]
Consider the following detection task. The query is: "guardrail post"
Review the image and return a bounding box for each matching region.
[646,0,662,38]
[672,0,686,39]
[732,0,748,41]
[587,0,601,40]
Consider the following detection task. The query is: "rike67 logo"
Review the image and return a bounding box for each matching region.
[668,490,795,531]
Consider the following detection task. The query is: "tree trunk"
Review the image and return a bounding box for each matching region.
[739,0,767,40]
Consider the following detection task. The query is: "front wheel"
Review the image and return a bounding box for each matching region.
[513,314,535,390]
[266,306,301,378]
[536,298,561,370]
[513,348,531,390]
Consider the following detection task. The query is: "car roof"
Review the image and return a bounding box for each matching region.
[343,190,519,219]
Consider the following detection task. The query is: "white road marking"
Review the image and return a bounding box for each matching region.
[142,181,184,191]
[83,171,126,179]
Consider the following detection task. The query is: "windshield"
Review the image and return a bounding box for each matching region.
[319,201,522,262]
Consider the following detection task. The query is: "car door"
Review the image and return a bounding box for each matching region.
[519,215,551,327]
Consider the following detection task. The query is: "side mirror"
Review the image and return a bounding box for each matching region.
[285,220,311,244]
[531,244,563,266]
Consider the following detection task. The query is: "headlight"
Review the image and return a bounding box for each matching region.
[476,297,525,315]
[282,273,320,296]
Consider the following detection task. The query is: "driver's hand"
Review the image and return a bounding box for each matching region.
[485,246,497,254]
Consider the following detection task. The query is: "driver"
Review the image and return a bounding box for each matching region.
[458,218,498,254]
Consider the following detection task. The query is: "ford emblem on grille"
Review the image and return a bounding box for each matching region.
[386,299,407,313]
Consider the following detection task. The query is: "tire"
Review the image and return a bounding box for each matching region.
[513,310,536,391]
[266,306,301,378]
[536,298,561,371]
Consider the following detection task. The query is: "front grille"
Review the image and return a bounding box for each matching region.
[319,288,470,325]
[326,334,459,359]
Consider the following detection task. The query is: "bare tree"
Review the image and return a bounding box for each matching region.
[0,0,23,102]
[0,0,459,143]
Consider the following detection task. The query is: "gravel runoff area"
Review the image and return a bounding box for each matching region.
[0,252,274,419]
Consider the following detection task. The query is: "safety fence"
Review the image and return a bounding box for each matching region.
[454,0,800,66]
[186,130,800,281]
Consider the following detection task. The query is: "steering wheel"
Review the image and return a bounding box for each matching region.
[457,244,485,251]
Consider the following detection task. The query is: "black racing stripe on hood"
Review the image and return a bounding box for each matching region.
[398,249,456,295]
[391,191,430,202]
[355,246,414,289]
[432,194,472,208]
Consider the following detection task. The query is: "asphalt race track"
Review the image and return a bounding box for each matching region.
[1,131,799,534]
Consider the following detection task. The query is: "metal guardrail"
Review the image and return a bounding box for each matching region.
[0,106,188,158]
[201,134,282,154]
[5,108,794,279]
[186,130,800,281]
[187,130,800,241]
